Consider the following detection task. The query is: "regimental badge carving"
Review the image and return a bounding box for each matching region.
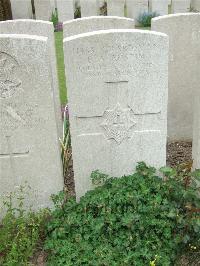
[101,103,136,144]
[0,52,22,99]
[1,102,46,132]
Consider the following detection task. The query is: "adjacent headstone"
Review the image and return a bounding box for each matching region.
[126,0,148,25]
[152,13,200,140]
[57,0,74,22]
[64,29,168,199]
[10,0,33,19]
[63,16,135,38]
[192,90,200,169]
[0,20,63,139]
[74,0,81,9]
[80,0,98,17]
[107,0,125,17]
[50,0,56,11]
[0,34,63,216]
[34,0,52,21]
[171,0,190,13]
[150,0,168,15]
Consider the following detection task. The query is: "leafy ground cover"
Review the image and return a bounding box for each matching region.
[44,163,200,266]
[0,162,199,265]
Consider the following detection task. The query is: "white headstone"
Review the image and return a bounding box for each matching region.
[192,90,200,169]
[0,34,63,215]
[50,0,56,11]
[107,0,125,17]
[64,29,168,199]
[0,20,62,139]
[126,0,148,25]
[150,0,168,15]
[152,13,200,140]
[34,0,52,21]
[63,16,135,38]
[80,0,99,17]
[171,0,190,13]
[57,0,74,22]
[10,0,33,19]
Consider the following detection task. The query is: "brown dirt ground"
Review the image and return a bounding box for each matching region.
[167,141,192,168]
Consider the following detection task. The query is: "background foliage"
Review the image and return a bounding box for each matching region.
[138,11,159,27]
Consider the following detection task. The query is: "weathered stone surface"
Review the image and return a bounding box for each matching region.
[152,13,200,140]
[0,19,62,139]
[150,0,168,15]
[10,0,32,19]
[64,29,168,199]
[80,0,98,17]
[192,91,200,169]
[126,0,148,25]
[107,0,125,17]
[50,0,56,10]
[57,0,74,22]
[0,34,63,216]
[34,0,52,21]
[171,0,190,13]
[63,16,135,38]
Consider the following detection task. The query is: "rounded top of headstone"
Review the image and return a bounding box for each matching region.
[63,16,135,25]
[0,33,48,42]
[152,12,200,23]
[63,16,136,38]
[63,29,168,43]
[0,19,53,26]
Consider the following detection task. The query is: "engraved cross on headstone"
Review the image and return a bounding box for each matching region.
[0,136,29,177]
[76,80,161,144]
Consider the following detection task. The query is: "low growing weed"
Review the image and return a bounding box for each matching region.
[0,185,49,265]
[45,162,200,266]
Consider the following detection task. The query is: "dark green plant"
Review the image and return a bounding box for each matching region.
[74,2,81,19]
[99,1,107,16]
[138,11,159,27]
[50,9,58,27]
[45,162,200,266]
[0,185,49,265]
